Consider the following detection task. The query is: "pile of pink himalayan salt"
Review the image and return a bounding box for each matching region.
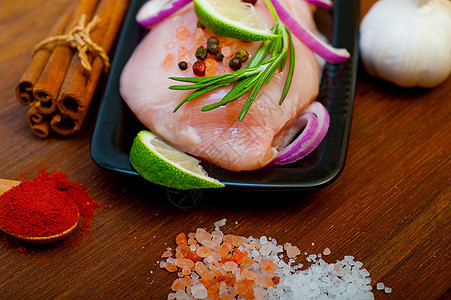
[159,219,388,299]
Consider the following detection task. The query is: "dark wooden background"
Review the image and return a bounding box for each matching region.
[0,0,449,298]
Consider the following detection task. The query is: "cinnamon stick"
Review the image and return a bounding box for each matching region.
[50,112,82,136]
[15,9,72,106]
[53,0,130,135]
[26,106,51,138]
[32,0,101,115]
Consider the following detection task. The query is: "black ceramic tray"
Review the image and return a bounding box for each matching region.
[90,0,360,191]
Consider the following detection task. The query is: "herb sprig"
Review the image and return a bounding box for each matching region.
[169,0,295,121]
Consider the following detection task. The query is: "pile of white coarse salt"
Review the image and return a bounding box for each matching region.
[267,254,374,299]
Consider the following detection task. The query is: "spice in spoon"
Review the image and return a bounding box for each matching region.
[0,169,99,243]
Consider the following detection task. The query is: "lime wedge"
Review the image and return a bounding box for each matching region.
[130,131,224,190]
[194,0,277,41]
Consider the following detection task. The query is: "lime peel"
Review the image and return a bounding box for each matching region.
[130,130,224,190]
[194,0,278,41]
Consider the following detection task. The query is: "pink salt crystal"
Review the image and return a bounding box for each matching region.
[174,290,190,300]
[161,53,175,71]
[323,247,331,256]
[205,59,218,77]
[241,268,257,280]
[162,250,172,258]
[223,261,238,272]
[178,46,190,63]
[255,274,275,288]
[251,241,261,249]
[176,26,190,42]
[194,261,209,276]
[254,287,264,300]
[191,283,208,299]
[286,245,301,259]
[212,235,223,245]
[193,28,206,46]
[182,267,191,276]
[260,243,273,256]
[219,243,232,258]
[196,228,212,245]
[219,292,235,300]
[221,45,235,58]
[197,247,214,258]
[260,259,277,274]
[175,258,194,269]
[219,281,227,291]
[171,278,186,291]
[332,263,346,277]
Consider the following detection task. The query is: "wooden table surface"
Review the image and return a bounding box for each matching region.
[0,0,449,299]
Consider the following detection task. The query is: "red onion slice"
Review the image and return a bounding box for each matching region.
[136,0,192,28]
[270,101,330,165]
[270,0,350,63]
[304,0,333,10]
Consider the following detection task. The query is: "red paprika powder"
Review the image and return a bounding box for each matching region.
[0,169,99,240]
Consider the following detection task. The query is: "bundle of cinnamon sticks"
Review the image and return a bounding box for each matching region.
[16,0,130,138]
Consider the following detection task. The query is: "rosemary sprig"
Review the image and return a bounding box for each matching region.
[169,0,295,121]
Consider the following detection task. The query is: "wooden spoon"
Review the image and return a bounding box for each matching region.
[0,179,79,243]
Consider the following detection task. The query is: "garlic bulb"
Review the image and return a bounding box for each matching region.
[359,0,451,88]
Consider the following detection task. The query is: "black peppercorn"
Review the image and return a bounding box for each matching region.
[229,57,242,71]
[178,61,188,70]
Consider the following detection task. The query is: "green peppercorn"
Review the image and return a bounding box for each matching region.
[214,51,224,62]
[178,61,188,70]
[234,48,249,62]
[207,36,219,46]
[197,20,205,29]
[229,57,242,71]
[195,46,207,60]
[207,43,220,55]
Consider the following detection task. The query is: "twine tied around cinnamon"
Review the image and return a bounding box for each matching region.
[32,14,110,72]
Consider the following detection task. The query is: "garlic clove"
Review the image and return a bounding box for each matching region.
[359,0,451,88]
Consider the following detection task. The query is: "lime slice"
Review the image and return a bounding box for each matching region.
[194,0,277,41]
[130,130,224,190]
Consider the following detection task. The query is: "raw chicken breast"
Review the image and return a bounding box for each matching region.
[120,0,321,171]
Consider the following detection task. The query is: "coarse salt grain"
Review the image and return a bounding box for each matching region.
[376,282,385,290]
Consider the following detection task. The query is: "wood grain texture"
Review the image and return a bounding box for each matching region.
[0,0,449,299]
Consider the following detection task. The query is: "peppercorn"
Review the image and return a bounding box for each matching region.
[229,57,242,71]
[207,43,220,55]
[197,20,205,29]
[195,46,207,60]
[215,51,224,62]
[234,48,249,62]
[178,61,188,70]
[193,60,206,76]
[207,36,219,46]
